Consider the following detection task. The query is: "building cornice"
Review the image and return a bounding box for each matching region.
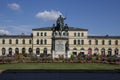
[0,35,32,38]
[88,35,120,39]
[32,27,88,31]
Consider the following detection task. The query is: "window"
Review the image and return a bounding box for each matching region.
[36,48,40,55]
[41,32,43,36]
[22,39,25,44]
[29,48,32,54]
[101,48,105,55]
[44,32,47,36]
[40,39,43,44]
[108,40,111,45]
[78,33,80,37]
[108,48,112,56]
[74,33,76,37]
[115,40,118,45]
[15,48,19,54]
[2,48,6,55]
[2,39,5,44]
[9,39,12,44]
[88,48,92,55]
[114,48,119,55]
[89,40,91,45]
[95,40,98,45]
[9,48,12,55]
[78,40,80,45]
[102,40,105,45]
[44,48,47,55]
[74,40,76,45]
[29,39,32,44]
[37,32,39,36]
[81,33,84,37]
[22,48,26,54]
[73,48,77,56]
[44,39,47,45]
[37,39,39,44]
[16,39,18,44]
[94,48,99,54]
[81,40,84,45]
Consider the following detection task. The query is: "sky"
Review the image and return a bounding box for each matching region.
[0,0,120,36]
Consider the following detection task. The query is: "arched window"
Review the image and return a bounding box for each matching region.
[78,40,80,45]
[36,39,39,44]
[44,48,47,55]
[95,40,98,45]
[37,32,39,36]
[40,39,43,44]
[9,39,12,44]
[29,39,32,44]
[28,48,32,54]
[2,39,5,44]
[73,48,77,56]
[88,48,92,55]
[73,48,77,51]
[89,40,91,45]
[16,39,18,44]
[102,40,105,45]
[36,48,40,55]
[115,40,118,45]
[101,48,105,55]
[108,40,111,45]
[15,48,19,54]
[2,48,6,55]
[79,48,85,56]
[9,48,12,55]
[44,32,47,36]
[41,32,43,36]
[114,48,119,55]
[74,32,76,37]
[74,40,76,45]
[81,40,84,45]
[22,48,26,54]
[94,48,99,54]
[22,39,25,44]
[44,39,47,45]
[81,33,84,37]
[108,48,112,56]
[80,48,84,52]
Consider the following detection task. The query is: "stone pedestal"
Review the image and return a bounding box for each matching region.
[55,39,66,58]
[67,51,71,58]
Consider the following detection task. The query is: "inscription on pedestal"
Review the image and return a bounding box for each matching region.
[56,40,64,51]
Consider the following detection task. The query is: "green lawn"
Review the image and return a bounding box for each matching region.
[0,63,120,70]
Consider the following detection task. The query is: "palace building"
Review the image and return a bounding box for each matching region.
[0,15,120,58]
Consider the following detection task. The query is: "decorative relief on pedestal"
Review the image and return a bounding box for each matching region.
[56,40,64,52]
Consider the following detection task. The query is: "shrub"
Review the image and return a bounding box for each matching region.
[107,57,116,62]
[70,54,75,60]
[58,54,64,60]
[30,57,38,62]
[4,58,14,64]
[22,53,28,57]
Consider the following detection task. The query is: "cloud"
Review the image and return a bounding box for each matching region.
[8,3,20,11]
[0,29,10,35]
[0,25,32,35]
[36,10,63,21]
